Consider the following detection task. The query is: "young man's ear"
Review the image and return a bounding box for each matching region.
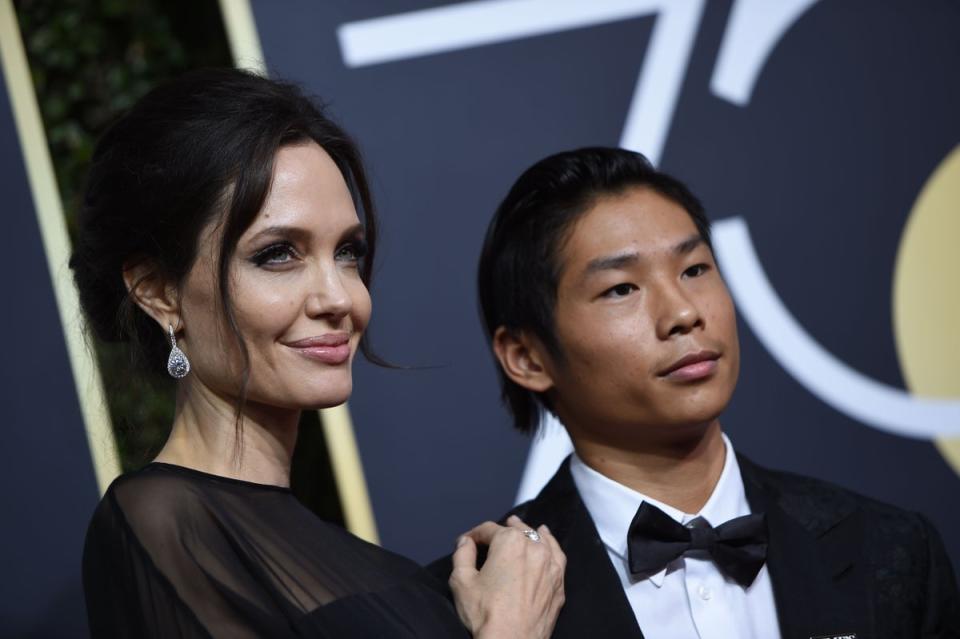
[122,260,180,331]
[492,326,556,393]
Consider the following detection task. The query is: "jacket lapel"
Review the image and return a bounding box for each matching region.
[739,455,872,639]
[517,459,644,639]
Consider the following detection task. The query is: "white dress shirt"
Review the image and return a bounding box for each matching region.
[569,434,781,639]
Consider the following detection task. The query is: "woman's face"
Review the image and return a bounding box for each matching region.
[178,142,371,411]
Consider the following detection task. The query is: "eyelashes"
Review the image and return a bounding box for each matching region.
[683,263,710,278]
[251,241,297,266]
[602,283,638,298]
[336,238,368,263]
[599,263,712,298]
[250,238,368,268]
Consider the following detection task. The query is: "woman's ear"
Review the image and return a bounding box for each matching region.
[122,260,180,331]
[492,327,556,393]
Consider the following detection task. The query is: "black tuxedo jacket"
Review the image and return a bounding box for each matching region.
[429,455,960,638]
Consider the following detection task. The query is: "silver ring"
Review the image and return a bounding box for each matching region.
[522,528,541,542]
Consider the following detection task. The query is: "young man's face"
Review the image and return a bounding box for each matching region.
[542,187,739,443]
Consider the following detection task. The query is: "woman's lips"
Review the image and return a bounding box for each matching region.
[285,334,351,365]
[658,350,720,382]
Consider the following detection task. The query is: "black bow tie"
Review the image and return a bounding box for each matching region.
[626,502,768,588]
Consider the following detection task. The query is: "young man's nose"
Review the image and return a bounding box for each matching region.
[654,283,704,339]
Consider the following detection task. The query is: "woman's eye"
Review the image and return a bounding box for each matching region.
[252,242,297,266]
[336,239,368,264]
[683,263,710,278]
[603,283,637,298]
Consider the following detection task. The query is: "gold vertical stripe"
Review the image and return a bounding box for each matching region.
[0,0,121,493]
[317,404,380,544]
[217,0,380,544]
[217,0,266,72]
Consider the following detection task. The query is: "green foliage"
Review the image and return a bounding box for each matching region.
[15,0,229,231]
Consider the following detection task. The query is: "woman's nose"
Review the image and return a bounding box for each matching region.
[304,266,352,320]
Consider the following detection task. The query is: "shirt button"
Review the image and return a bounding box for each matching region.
[698,585,712,600]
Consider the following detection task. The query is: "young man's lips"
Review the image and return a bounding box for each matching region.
[285,334,351,365]
[658,351,720,381]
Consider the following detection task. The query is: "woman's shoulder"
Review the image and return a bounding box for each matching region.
[99,463,210,513]
[88,464,231,551]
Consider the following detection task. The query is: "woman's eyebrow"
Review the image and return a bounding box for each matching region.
[246,225,312,244]
[338,223,366,242]
[246,223,366,246]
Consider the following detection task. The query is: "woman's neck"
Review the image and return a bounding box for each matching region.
[572,420,726,514]
[153,380,300,487]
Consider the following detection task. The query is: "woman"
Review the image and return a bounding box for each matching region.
[73,68,565,638]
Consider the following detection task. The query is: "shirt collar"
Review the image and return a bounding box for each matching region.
[569,433,750,587]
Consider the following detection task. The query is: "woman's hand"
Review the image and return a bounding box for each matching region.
[449,515,566,639]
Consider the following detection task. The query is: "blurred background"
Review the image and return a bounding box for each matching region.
[2,0,959,636]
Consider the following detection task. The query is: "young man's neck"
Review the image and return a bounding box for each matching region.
[571,420,726,514]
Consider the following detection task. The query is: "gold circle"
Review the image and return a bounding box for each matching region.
[892,143,960,474]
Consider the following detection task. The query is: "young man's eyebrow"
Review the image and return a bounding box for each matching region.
[581,234,704,278]
[582,251,640,278]
[674,234,704,255]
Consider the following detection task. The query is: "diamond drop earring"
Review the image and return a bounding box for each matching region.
[166,324,191,379]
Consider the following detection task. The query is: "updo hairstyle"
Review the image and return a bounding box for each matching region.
[70,68,379,382]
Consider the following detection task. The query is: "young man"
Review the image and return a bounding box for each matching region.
[433,147,959,638]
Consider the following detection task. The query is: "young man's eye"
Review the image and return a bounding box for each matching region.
[252,242,297,266]
[683,263,710,278]
[336,239,368,264]
[603,283,637,298]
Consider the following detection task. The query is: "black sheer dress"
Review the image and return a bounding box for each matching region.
[82,463,470,638]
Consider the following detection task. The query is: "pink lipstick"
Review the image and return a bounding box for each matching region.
[285,333,351,365]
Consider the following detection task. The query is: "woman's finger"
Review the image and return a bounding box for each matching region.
[504,515,547,546]
[450,535,478,585]
[460,520,504,546]
[538,524,566,569]
[504,514,532,531]
[451,518,567,638]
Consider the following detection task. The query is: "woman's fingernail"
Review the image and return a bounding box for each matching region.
[541,525,551,534]
[456,536,468,548]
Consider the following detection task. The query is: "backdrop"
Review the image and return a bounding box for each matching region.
[2,0,959,636]
[248,0,960,565]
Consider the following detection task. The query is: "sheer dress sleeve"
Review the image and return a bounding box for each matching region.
[82,464,469,638]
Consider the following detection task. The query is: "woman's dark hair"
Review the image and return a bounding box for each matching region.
[70,68,382,441]
[477,147,712,434]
